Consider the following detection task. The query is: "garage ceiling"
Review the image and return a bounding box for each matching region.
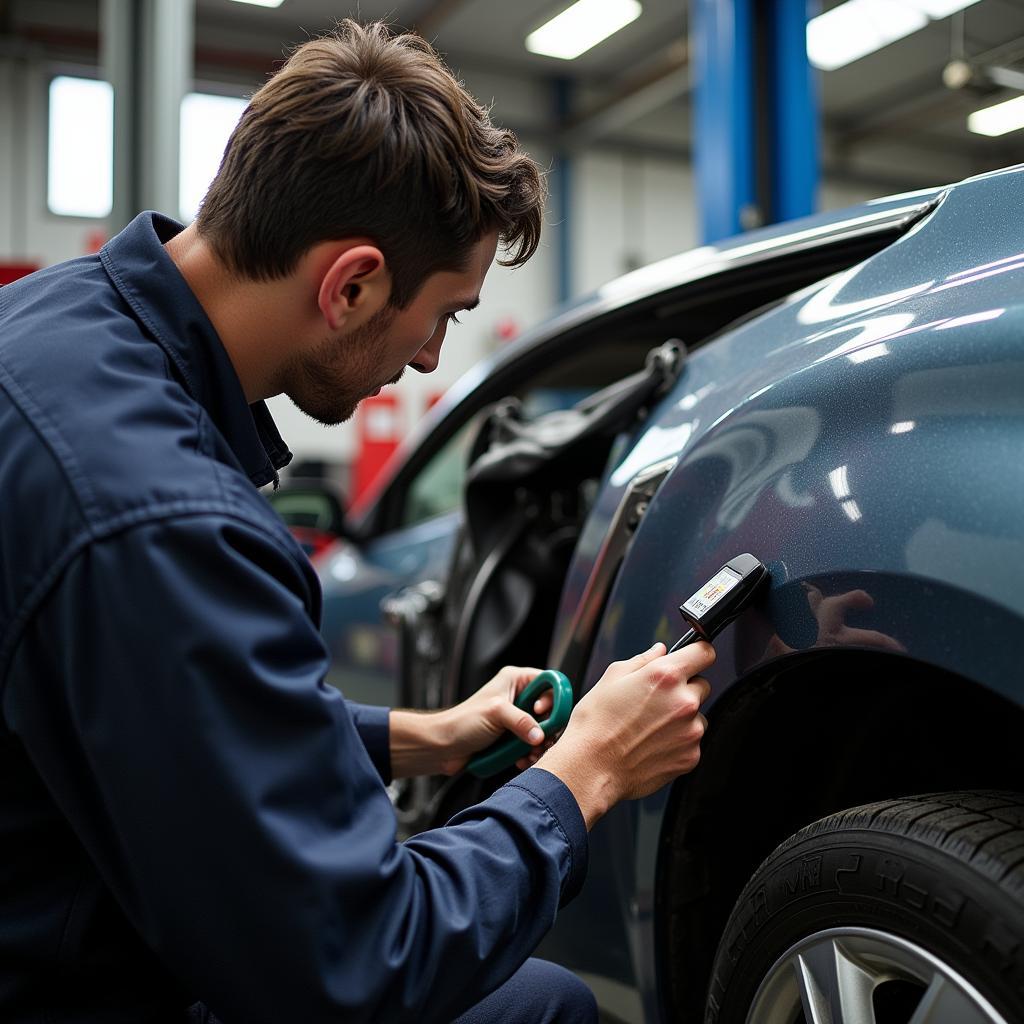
[820,1,1024,162]
[3,0,1024,190]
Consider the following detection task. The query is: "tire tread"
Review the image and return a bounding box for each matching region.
[768,790,1024,896]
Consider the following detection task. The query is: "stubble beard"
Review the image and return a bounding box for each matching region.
[283,305,400,427]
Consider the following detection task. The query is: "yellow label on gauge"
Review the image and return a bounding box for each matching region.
[682,566,743,618]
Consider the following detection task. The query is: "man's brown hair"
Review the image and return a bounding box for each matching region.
[196,20,545,308]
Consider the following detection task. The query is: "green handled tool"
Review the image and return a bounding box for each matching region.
[466,669,574,778]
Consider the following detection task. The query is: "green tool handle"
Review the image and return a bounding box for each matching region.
[466,669,574,779]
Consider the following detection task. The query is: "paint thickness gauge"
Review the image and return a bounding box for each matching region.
[669,553,769,652]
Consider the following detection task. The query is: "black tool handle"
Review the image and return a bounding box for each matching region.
[668,628,699,652]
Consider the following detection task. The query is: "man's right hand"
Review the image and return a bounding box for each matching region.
[536,641,715,830]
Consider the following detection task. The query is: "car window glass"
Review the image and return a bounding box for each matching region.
[519,387,592,418]
[270,491,337,530]
[401,418,477,527]
[399,390,586,529]
[398,338,655,529]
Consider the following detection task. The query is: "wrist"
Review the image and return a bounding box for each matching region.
[536,741,618,831]
[389,708,451,778]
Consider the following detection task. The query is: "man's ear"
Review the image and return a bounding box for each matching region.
[316,244,389,331]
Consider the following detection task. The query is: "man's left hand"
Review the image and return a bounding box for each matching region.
[388,666,556,778]
[436,665,556,775]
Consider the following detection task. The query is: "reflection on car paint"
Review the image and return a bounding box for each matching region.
[797,264,934,324]
[759,583,907,660]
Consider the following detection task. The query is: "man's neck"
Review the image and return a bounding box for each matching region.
[163,224,303,404]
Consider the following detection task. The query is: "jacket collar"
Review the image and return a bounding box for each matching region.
[100,211,292,488]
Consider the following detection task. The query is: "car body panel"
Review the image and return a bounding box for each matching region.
[541,167,1024,1018]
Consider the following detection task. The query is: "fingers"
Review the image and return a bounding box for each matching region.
[762,633,796,660]
[688,675,712,706]
[504,667,545,699]
[802,582,823,614]
[663,639,716,677]
[603,642,667,682]
[836,627,907,653]
[691,712,708,746]
[494,698,545,747]
[819,589,873,634]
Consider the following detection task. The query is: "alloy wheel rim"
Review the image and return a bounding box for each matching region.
[745,926,1009,1024]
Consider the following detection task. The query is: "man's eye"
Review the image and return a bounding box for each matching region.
[445,312,462,325]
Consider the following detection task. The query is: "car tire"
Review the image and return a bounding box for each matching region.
[705,791,1024,1023]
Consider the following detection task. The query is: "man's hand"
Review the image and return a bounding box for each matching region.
[388,666,555,779]
[436,665,557,775]
[536,641,715,830]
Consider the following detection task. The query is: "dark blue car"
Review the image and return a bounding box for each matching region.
[292,165,1024,1023]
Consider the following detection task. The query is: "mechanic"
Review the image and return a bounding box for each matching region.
[0,20,714,1024]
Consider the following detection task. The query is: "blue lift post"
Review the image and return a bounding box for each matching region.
[692,0,819,244]
[769,0,820,223]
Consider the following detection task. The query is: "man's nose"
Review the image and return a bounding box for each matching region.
[410,324,445,373]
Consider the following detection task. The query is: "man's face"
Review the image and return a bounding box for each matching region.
[284,231,498,426]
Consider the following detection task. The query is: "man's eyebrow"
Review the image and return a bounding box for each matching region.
[453,296,480,312]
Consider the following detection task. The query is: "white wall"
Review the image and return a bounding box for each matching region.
[573,150,697,297]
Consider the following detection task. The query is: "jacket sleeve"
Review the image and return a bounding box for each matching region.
[4,511,587,1023]
[345,701,392,783]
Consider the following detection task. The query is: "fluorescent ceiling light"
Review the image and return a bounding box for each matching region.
[807,1,925,71]
[909,0,979,16]
[526,0,641,60]
[229,0,285,7]
[807,0,981,72]
[969,94,1024,137]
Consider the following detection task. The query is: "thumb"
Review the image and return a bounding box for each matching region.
[497,701,546,746]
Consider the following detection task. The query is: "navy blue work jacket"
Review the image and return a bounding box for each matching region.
[0,213,587,1023]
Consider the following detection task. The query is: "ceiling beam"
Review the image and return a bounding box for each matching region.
[559,41,688,149]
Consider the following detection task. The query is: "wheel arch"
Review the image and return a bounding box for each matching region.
[654,647,1024,1022]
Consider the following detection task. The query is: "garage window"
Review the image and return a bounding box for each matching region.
[47,76,114,218]
[179,92,248,222]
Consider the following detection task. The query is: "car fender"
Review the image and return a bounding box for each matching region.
[585,314,1024,1016]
